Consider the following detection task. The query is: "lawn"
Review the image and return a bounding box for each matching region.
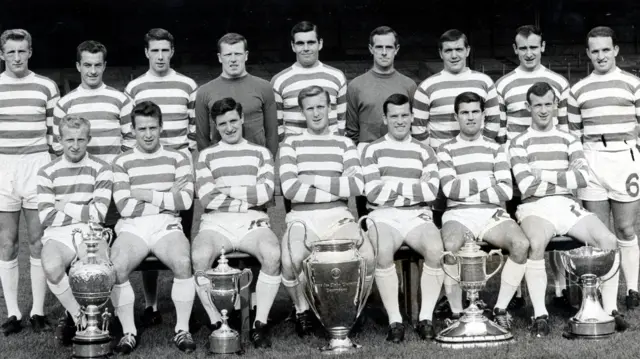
[3,197,640,359]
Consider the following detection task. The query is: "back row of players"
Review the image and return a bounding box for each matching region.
[0,21,638,354]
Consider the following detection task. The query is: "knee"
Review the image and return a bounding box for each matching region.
[616,223,636,240]
[260,244,281,274]
[509,237,530,262]
[42,259,66,284]
[191,250,212,270]
[172,256,193,278]
[528,238,546,259]
[0,234,19,259]
[443,237,461,253]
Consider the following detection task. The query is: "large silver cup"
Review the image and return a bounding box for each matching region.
[436,239,513,348]
[195,248,253,354]
[288,216,378,354]
[558,246,620,339]
[68,221,116,358]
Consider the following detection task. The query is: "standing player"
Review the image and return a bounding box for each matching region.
[37,116,113,345]
[125,28,198,327]
[511,81,627,336]
[362,94,443,342]
[109,101,196,354]
[568,26,640,309]
[346,26,417,218]
[193,97,281,348]
[0,29,60,334]
[437,92,529,329]
[279,86,375,337]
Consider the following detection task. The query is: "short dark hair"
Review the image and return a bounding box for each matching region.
[526,82,557,104]
[515,25,543,42]
[438,29,468,50]
[383,94,412,116]
[210,97,243,121]
[291,21,320,42]
[131,101,162,128]
[76,40,107,63]
[454,92,485,113]
[59,115,91,138]
[144,28,174,48]
[297,85,330,108]
[369,26,398,46]
[587,26,617,47]
[217,33,248,53]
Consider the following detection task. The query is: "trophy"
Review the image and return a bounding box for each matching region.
[67,221,116,359]
[558,246,620,339]
[195,248,253,354]
[287,216,378,354]
[436,234,513,348]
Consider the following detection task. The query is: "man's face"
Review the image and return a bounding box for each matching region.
[527,90,556,130]
[133,115,162,153]
[369,33,398,70]
[587,36,618,75]
[76,51,105,89]
[455,101,484,138]
[60,126,91,163]
[514,34,545,71]
[215,110,244,145]
[0,39,32,77]
[383,103,412,141]
[145,40,173,76]
[439,38,469,74]
[291,31,322,68]
[218,42,248,78]
[301,93,330,135]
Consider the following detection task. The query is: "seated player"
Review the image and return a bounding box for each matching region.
[37,115,113,345]
[109,101,196,354]
[192,97,281,348]
[279,85,375,337]
[510,81,628,337]
[362,93,444,342]
[437,92,530,329]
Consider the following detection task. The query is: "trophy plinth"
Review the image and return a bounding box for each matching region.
[208,310,243,354]
[436,239,514,348]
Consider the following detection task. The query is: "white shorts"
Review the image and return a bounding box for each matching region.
[442,207,513,241]
[578,148,640,202]
[42,223,91,253]
[0,152,51,211]
[367,207,433,238]
[516,196,592,236]
[115,213,184,250]
[285,207,357,241]
[199,210,271,251]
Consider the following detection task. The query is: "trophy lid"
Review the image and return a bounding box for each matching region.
[207,248,242,276]
[456,232,485,257]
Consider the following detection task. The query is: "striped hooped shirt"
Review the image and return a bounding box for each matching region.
[0,72,60,155]
[509,127,589,201]
[271,62,347,140]
[568,67,640,151]
[53,84,133,163]
[112,146,194,218]
[125,70,198,152]
[437,135,512,210]
[196,139,274,213]
[412,68,502,148]
[495,66,569,142]
[37,153,113,227]
[279,131,363,211]
[361,134,439,209]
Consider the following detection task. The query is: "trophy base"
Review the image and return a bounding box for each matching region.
[319,337,361,355]
[208,335,243,354]
[565,318,616,338]
[72,334,112,358]
[435,317,514,349]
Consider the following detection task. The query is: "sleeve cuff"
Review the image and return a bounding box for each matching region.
[152,191,164,207]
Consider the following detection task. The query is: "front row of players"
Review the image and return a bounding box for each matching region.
[38,83,629,354]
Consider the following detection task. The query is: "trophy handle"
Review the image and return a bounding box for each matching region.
[599,249,622,284]
[286,220,308,278]
[440,251,460,282]
[70,228,83,266]
[194,270,210,289]
[239,268,253,291]
[485,249,504,281]
[557,251,580,285]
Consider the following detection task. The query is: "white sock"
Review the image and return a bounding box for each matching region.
[375,265,402,324]
[281,276,309,313]
[0,258,21,320]
[111,281,137,336]
[601,254,621,314]
[525,259,548,318]
[172,277,195,333]
[495,258,527,309]
[142,271,159,311]
[443,263,464,314]
[254,272,281,326]
[195,275,221,324]
[516,285,523,298]
[30,257,47,317]
[618,237,639,292]
[419,265,444,321]
[47,275,81,323]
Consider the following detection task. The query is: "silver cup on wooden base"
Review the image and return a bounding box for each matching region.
[195,248,253,354]
[558,246,620,339]
[287,216,378,354]
[436,238,513,348]
[68,221,116,359]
